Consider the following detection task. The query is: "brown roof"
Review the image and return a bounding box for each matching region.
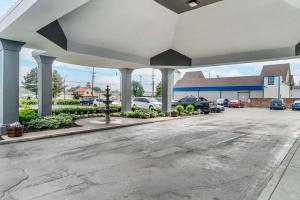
[182,71,205,80]
[260,64,290,82]
[175,76,262,88]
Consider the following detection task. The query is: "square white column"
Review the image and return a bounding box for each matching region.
[0,39,25,134]
[33,53,56,117]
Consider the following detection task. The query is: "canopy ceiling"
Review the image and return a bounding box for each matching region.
[1,0,300,69]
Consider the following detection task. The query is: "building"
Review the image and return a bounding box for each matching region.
[73,82,98,99]
[292,86,300,98]
[174,64,294,101]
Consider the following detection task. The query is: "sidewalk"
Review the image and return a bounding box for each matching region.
[0,116,181,145]
[259,138,300,200]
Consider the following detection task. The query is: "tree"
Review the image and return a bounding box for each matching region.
[22,68,38,97]
[52,70,63,98]
[67,85,80,93]
[132,81,145,97]
[155,82,162,97]
[22,68,64,98]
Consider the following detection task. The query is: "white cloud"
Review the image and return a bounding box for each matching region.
[20,48,35,63]
[133,68,162,91]
[95,75,120,90]
[19,65,33,83]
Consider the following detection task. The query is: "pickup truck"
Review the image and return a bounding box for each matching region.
[176,96,210,114]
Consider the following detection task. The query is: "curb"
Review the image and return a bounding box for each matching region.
[0,117,187,145]
[257,136,300,200]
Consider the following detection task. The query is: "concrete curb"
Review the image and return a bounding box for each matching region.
[257,137,300,200]
[0,117,188,145]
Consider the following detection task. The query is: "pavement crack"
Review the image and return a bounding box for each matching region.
[1,168,29,199]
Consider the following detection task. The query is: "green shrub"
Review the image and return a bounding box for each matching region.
[111,112,121,117]
[19,109,38,123]
[28,113,73,130]
[158,112,166,117]
[185,105,195,113]
[176,105,185,114]
[19,99,38,107]
[132,104,141,112]
[125,107,164,119]
[56,99,80,105]
[111,105,121,112]
[52,107,100,115]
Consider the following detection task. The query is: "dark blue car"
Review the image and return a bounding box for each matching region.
[292,100,300,111]
[269,99,286,110]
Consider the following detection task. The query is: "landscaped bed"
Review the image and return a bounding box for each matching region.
[15,103,200,134]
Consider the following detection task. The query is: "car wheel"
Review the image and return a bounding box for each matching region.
[149,105,154,109]
[204,111,210,114]
[195,107,202,112]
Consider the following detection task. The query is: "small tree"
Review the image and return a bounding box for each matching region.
[155,82,162,97]
[22,68,38,97]
[52,70,64,98]
[132,81,145,97]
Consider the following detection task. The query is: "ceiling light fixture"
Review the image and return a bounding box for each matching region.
[188,0,199,8]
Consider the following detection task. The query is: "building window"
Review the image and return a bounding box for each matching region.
[268,76,275,85]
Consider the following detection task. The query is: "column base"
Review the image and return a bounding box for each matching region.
[0,124,7,135]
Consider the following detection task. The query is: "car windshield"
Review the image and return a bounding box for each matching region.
[216,99,224,103]
[230,100,239,103]
[272,99,282,103]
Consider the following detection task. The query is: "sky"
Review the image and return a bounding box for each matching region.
[1,0,300,91]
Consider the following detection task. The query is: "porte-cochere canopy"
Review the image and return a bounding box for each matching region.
[1,0,300,69]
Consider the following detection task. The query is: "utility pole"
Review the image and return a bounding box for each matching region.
[152,69,155,97]
[91,67,96,96]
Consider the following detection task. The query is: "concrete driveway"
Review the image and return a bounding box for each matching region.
[1,108,300,200]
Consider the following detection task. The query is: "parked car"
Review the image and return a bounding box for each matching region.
[80,98,94,106]
[177,96,210,114]
[269,99,286,110]
[210,102,224,113]
[216,98,229,107]
[292,100,300,111]
[93,98,120,107]
[228,100,245,108]
[132,97,162,109]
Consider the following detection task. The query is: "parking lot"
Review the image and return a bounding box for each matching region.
[1,108,300,200]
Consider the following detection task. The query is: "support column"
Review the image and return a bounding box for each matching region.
[0,39,25,134]
[119,68,133,113]
[160,68,175,115]
[33,53,56,117]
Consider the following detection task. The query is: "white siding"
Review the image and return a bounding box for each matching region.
[291,88,300,98]
[174,90,262,101]
[263,76,291,98]
[263,76,280,98]
[250,90,263,98]
[280,83,290,98]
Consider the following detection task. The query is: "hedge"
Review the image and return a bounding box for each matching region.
[55,99,80,105]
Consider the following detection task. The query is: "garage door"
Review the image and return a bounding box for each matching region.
[238,92,250,102]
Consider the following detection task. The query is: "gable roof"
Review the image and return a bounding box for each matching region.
[260,64,290,83]
[182,71,205,80]
[175,76,262,88]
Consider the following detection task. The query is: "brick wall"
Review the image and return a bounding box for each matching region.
[246,98,298,108]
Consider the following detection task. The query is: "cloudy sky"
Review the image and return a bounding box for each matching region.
[1,0,300,91]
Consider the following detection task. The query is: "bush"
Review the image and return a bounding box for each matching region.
[19,99,38,107]
[176,105,185,114]
[186,105,194,113]
[111,112,121,117]
[56,99,80,105]
[28,113,73,130]
[125,107,165,119]
[19,109,38,123]
[52,107,100,115]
